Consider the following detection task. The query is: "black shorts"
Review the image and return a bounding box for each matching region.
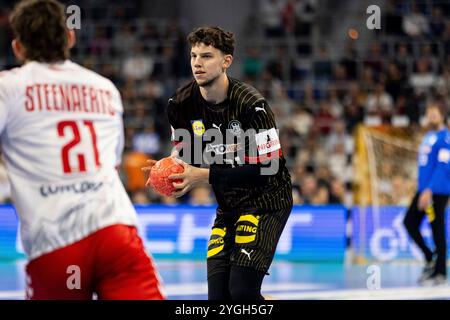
[207,206,292,277]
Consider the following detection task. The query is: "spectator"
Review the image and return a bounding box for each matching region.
[394,43,411,74]
[188,185,214,205]
[266,45,289,81]
[344,101,365,134]
[290,106,313,137]
[409,58,438,96]
[360,67,376,93]
[261,0,284,37]
[365,83,394,121]
[329,178,346,204]
[429,6,446,38]
[328,87,344,118]
[88,26,110,56]
[122,43,154,81]
[385,62,406,101]
[300,174,318,204]
[242,47,264,80]
[436,66,450,97]
[313,46,333,81]
[312,184,329,205]
[364,42,384,76]
[326,121,348,153]
[315,100,335,135]
[132,125,161,157]
[112,24,138,57]
[340,41,358,80]
[327,143,347,182]
[131,189,152,205]
[402,3,430,38]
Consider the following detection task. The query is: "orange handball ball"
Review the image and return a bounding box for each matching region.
[148,157,184,197]
[348,28,359,40]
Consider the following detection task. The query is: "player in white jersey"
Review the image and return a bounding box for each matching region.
[0,0,165,299]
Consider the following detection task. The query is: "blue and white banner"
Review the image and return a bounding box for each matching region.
[0,205,347,262]
[352,206,450,261]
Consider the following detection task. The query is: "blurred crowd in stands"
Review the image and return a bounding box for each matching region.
[0,0,449,206]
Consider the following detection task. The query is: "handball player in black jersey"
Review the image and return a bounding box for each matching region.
[144,26,293,300]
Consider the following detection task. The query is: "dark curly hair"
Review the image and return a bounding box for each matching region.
[187,26,235,55]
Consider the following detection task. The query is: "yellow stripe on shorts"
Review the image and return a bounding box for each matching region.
[236,214,259,226]
[211,227,226,237]
[235,234,256,244]
[207,245,224,258]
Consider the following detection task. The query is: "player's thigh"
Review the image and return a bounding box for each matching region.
[26,239,95,300]
[94,225,165,300]
[404,192,424,225]
[231,208,291,274]
[207,214,236,278]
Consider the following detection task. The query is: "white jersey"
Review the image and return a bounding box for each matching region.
[0,60,138,260]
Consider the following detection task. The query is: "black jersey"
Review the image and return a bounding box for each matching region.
[167,77,292,214]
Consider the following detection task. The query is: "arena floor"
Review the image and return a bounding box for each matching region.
[0,260,449,300]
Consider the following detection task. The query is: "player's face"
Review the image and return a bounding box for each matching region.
[190,43,231,87]
[426,107,443,128]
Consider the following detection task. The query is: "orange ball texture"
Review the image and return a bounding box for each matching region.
[348,28,359,40]
[148,157,184,196]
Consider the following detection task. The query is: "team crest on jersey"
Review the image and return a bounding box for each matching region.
[191,120,205,136]
[228,120,242,136]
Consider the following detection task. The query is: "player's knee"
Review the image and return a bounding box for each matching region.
[403,214,414,230]
[402,216,409,229]
[229,281,262,300]
[229,266,265,300]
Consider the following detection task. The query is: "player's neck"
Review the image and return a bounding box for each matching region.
[199,74,229,105]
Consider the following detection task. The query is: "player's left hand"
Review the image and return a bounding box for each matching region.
[418,189,433,211]
[168,158,209,198]
[141,159,158,187]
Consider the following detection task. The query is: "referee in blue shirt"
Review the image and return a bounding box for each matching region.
[403,103,450,286]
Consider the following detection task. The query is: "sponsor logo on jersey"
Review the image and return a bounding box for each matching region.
[205,143,242,155]
[40,181,104,197]
[255,128,281,155]
[191,120,205,136]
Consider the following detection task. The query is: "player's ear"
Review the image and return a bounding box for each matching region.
[67,29,76,49]
[223,54,233,69]
[11,39,25,63]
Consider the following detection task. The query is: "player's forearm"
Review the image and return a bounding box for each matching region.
[191,167,210,185]
[208,163,273,187]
